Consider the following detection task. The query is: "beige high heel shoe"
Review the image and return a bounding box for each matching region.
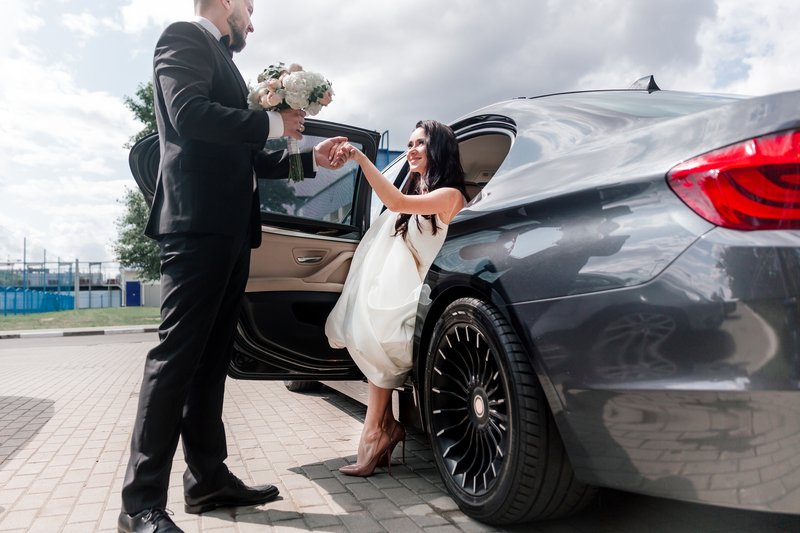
[339,428,394,477]
[378,419,406,470]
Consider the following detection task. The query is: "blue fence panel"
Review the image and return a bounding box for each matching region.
[376,148,404,171]
[1,286,74,316]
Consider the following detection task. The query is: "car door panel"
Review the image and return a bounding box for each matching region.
[231,120,380,381]
[245,229,355,293]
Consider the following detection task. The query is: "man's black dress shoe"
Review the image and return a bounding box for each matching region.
[184,473,280,514]
[117,508,183,532]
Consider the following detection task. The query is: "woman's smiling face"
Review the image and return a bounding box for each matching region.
[406,127,428,175]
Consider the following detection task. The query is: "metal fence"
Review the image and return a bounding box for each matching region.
[1,288,74,316]
[0,260,123,315]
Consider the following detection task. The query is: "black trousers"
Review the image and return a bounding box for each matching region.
[121,230,251,514]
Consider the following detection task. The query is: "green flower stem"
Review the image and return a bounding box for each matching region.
[287,138,304,182]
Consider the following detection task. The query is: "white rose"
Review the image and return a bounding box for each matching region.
[285,92,309,109]
[266,91,283,107]
[305,102,322,116]
[283,73,302,91]
[247,82,268,109]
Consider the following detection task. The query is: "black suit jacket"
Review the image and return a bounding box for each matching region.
[146,21,311,248]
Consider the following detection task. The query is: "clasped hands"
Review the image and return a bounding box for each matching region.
[314,138,362,170]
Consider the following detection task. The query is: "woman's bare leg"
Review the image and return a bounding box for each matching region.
[354,381,393,463]
[365,381,393,430]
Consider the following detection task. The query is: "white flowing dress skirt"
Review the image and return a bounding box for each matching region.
[325,210,446,389]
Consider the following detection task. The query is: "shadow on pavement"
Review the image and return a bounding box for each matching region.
[0,396,55,515]
[189,504,353,531]
[505,489,800,533]
[278,388,800,533]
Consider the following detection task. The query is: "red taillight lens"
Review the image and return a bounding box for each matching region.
[667,130,800,230]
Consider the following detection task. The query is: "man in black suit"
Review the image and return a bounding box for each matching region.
[119,1,345,531]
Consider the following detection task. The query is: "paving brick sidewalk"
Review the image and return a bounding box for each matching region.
[1,333,798,533]
[0,334,498,533]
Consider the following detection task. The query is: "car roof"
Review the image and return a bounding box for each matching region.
[453,89,745,132]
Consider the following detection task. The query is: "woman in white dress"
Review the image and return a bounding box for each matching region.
[325,120,467,477]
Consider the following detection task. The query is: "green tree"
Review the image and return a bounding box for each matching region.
[123,81,156,148]
[116,81,159,281]
[114,187,160,281]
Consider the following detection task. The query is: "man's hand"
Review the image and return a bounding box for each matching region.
[280,109,306,140]
[314,136,349,169]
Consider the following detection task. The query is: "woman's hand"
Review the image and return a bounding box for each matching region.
[334,141,364,164]
[314,136,349,169]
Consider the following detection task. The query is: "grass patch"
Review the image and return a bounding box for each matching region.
[0,307,161,331]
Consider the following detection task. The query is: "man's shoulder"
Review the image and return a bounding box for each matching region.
[156,20,208,50]
[163,20,202,32]
[159,20,204,39]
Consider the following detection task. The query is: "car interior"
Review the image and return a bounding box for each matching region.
[246,131,514,294]
[234,129,515,377]
[458,132,513,201]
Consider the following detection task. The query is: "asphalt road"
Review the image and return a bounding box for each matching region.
[0,333,798,532]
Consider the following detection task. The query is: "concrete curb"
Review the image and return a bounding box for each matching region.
[0,325,159,340]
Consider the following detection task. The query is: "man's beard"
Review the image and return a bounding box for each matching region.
[227,13,247,52]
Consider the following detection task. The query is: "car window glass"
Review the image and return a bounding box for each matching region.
[370,154,408,224]
[259,135,364,225]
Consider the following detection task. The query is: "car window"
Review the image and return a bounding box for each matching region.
[368,130,515,223]
[259,135,364,225]
[370,152,408,224]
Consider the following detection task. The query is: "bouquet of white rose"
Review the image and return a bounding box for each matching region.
[248,63,334,181]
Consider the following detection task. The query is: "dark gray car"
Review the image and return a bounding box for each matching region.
[130,79,800,525]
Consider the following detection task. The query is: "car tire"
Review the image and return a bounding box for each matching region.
[423,297,596,524]
[283,380,321,393]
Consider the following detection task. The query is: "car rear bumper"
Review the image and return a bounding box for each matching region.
[562,389,800,513]
[515,228,800,512]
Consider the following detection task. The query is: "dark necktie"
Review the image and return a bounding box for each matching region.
[219,34,233,58]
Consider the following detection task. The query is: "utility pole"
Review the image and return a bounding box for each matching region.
[23,237,27,313]
[22,237,27,290]
[74,259,80,310]
[57,256,61,309]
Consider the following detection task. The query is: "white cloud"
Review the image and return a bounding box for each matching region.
[13,5,45,33]
[697,0,800,95]
[238,0,728,143]
[0,53,136,177]
[2,0,800,264]
[61,12,121,39]
[1,174,130,261]
[119,0,191,34]
[0,2,140,263]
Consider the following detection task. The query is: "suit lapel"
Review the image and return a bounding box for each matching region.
[216,44,249,101]
[192,22,249,103]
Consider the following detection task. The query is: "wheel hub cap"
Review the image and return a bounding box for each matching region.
[471,387,489,425]
[474,394,485,417]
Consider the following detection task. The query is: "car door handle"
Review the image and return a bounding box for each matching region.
[303,251,354,284]
[296,256,323,264]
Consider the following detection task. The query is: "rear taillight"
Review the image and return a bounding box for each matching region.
[667,130,800,230]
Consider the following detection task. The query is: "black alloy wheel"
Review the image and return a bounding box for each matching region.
[424,297,596,524]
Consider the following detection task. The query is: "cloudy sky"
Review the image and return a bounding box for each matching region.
[1,0,799,264]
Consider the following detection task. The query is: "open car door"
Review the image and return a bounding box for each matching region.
[128,119,381,382]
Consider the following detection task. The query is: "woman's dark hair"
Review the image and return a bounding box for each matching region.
[394,120,466,238]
